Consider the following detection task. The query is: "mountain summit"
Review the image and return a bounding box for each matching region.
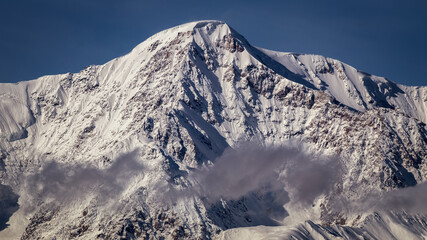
[0,21,426,239]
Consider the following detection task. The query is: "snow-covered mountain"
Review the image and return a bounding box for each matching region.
[0,20,426,239]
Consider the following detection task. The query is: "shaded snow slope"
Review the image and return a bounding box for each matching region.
[0,20,426,240]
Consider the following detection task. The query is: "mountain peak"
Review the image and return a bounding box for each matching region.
[167,20,228,33]
[142,20,230,42]
[129,20,240,55]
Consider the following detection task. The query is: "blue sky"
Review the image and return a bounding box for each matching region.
[0,0,426,86]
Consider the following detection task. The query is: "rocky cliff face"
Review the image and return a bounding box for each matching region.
[0,21,426,239]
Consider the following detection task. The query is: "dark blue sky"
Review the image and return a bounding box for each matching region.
[1,0,426,86]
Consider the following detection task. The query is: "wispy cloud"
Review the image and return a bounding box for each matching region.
[334,182,427,214]
[21,150,144,213]
[188,143,341,206]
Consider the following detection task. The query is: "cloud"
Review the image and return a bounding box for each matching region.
[185,142,427,221]
[21,150,144,213]
[16,142,427,225]
[188,143,341,206]
[335,182,427,214]
[280,154,341,206]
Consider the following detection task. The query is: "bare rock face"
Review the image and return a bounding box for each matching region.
[0,21,426,239]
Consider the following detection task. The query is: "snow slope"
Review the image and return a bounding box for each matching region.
[217,212,427,240]
[0,20,426,239]
[258,48,427,123]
